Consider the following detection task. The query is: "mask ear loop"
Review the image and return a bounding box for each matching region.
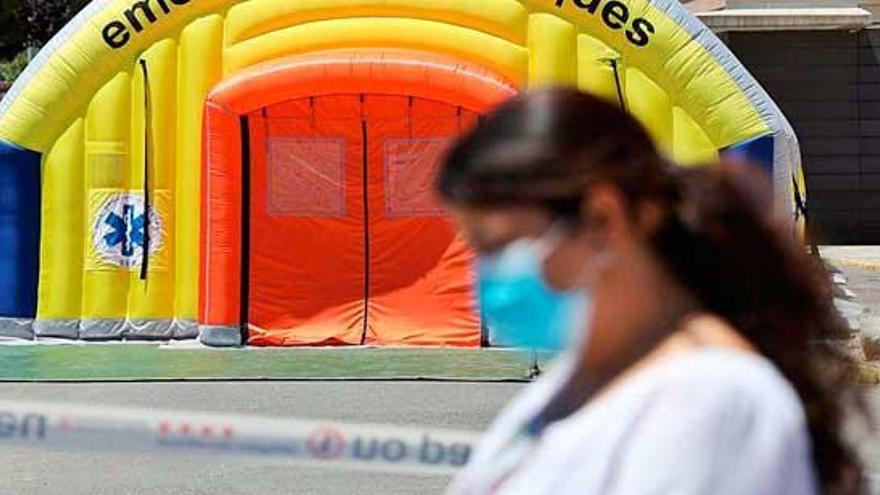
[577,250,613,288]
[531,222,571,260]
[559,249,611,355]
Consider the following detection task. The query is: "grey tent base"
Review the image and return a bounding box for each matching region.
[0,318,34,340]
[30,319,201,342]
[127,320,199,341]
[200,325,243,347]
[126,320,175,340]
[173,320,200,340]
[34,319,79,339]
[80,319,128,341]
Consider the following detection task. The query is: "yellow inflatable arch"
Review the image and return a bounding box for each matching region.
[0,0,802,345]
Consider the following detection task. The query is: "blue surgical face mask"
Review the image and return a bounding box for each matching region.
[478,228,594,351]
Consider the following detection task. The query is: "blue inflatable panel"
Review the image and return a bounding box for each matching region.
[0,140,41,319]
[721,135,775,177]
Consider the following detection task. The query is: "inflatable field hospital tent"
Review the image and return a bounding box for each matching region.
[0,0,803,347]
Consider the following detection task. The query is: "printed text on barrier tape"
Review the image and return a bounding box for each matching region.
[0,401,479,476]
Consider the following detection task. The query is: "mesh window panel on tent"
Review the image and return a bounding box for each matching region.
[267,136,347,217]
[384,137,451,217]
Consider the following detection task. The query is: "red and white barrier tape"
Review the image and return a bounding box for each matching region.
[0,401,479,475]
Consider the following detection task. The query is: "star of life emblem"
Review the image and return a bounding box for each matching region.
[92,193,163,269]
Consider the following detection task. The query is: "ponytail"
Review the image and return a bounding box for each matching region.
[651,163,865,495]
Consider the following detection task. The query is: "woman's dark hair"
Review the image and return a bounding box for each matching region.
[438,88,865,494]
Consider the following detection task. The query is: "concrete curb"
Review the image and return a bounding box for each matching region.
[826,257,880,384]
[828,258,880,273]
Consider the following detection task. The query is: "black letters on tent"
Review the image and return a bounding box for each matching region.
[602,1,629,30]
[102,21,130,49]
[125,1,158,32]
[102,0,655,50]
[627,18,656,47]
[555,0,656,48]
[103,0,193,49]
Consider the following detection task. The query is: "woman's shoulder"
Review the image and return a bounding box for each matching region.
[572,349,818,495]
[650,348,808,431]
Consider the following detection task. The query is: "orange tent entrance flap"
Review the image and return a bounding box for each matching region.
[247,98,366,346]
[200,50,518,347]
[247,96,481,347]
[364,97,481,347]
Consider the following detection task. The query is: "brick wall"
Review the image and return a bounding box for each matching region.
[727,29,880,244]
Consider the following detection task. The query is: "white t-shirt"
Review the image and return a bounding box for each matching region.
[449,348,818,495]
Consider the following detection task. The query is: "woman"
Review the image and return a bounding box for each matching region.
[439,89,864,494]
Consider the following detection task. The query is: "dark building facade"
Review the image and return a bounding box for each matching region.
[727,29,880,244]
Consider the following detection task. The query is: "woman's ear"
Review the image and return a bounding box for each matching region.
[580,183,629,246]
[636,200,665,237]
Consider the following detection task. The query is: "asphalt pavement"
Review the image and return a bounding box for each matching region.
[0,381,520,494]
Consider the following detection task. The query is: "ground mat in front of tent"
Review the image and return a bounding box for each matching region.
[0,346,548,382]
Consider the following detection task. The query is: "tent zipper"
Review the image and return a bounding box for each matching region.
[138,59,152,281]
[609,58,628,113]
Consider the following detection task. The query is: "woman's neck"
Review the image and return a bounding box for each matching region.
[537,264,699,429]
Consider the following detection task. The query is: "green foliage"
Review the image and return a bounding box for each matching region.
[0,0,25,60]
[0,50,28,82]
[0,0,91,60]
[17,0,92,47]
